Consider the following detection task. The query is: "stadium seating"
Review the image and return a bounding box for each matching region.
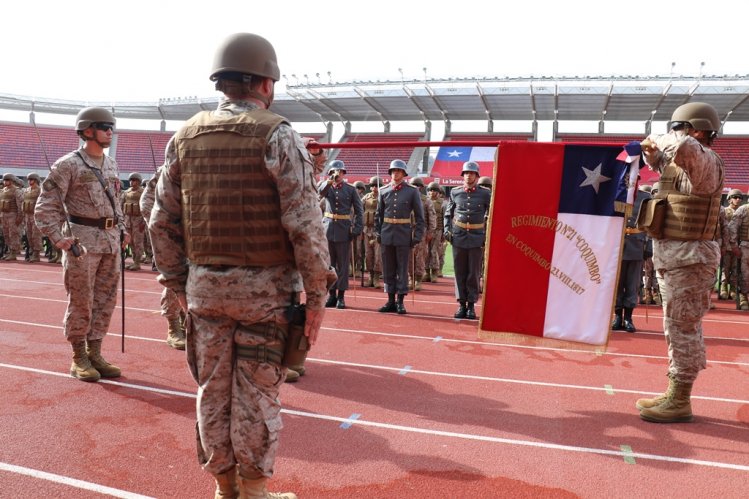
[114,130,172,176]
[0,122,79,170]
[332,132,427,177]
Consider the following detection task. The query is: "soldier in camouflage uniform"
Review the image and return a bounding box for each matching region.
[362,176,383,287]
[444,161,492,320]
[140,168,185,350]
[22,173,43,262]
[727,194,749,310]
[352,180,367,279]
[34,107,128,383]
[637,102,724,423]
[0,173,24,260]
[720,189,743,300]
[375,159,425,314]
[148,33,332,499]
[122,172,146,271]
[407,177,436,291]
[641,183,659,304]
[426,182,446,282]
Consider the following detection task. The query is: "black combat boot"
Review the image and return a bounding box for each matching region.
[623,307,636,333]
[379,293,397,313]
[336,290,346,309]
[611,308,624,330]
[396,294,407,314]
[465,302,477,320]
[325,289,337,308]
[454,301,467,319]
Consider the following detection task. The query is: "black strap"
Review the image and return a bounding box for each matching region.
[74,151,119,220]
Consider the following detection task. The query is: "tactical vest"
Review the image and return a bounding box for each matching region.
[740,210,749,242]
[0,187,18,213]
[122,187,143,216]
[656,159,723,241]
[432,197,444,232]
[22,187,40,214]
[363,192,378,227]
[176,108,294,266]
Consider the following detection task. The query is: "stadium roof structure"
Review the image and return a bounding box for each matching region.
[3,75,749,128]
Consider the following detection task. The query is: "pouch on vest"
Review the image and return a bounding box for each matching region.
[636,197,665,239]
[282,303,309,368]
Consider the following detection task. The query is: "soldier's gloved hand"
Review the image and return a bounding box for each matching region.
[444,231,452,243]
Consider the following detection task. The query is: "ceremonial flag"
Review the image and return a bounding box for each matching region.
[480,141,639,346]
[431,146,496,177]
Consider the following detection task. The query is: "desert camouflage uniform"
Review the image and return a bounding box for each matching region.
[34,149,125,341]
[428,194,446,276]
[408,193,436,283]
[122,183,145,265]
[646,131,723,383]
[140,169,181,321]
[148,99,331,479]
[22,182,43,258]
[361,190,382,274]
[727,203,749,294]
[0,178,24,257]
[721,204,738,291]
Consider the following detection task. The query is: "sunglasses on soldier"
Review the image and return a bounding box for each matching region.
[669,121,690,131]
[731,195,742,200]
[93,122,115,132]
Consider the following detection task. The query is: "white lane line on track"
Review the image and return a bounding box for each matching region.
[1,362,748,474]
[0,461,154,498]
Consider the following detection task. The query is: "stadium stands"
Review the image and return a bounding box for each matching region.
[0,121,79,170]
[331,132,427,177]
[114,130,172,175]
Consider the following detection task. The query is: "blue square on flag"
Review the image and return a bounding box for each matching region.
[559,145,626,218]
[436,146,471,162]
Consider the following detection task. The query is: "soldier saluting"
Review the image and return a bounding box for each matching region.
[375,159,425,314]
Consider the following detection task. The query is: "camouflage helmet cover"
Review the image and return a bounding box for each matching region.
[75,107,115,131]
[210,33,280,82]
[670,102,721,132]
[388,159,408,175]
[327,160,346,174]
[461,161,480,175]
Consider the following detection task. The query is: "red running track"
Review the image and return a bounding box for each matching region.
[0,260,748,498]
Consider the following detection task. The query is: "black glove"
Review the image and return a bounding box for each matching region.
[444,231,452,243]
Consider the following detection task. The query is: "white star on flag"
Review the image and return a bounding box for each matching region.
[447,150,463,158]
[579,163,610,193]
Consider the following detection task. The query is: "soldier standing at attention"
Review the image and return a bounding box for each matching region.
[34,107,129,382]
[352,180,367,279]
[407,177,436,291]
[122,172,146,271]
[637,102,724,423]
[720,188,743,300]
[319,160,363,309]
[139,168,186,350]
[0,173,24,260]
[362,176,383,287]
[148,33,332,499]
[727,192,749,310]
[375,159,425,314]
[444,161,491,320]
[426,182,446,282]
[22,173,43,262]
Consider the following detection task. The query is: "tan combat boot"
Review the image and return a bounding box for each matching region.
[639,378,693,423]
[86,339,121,378]
[166,317,186,350]
[126,253,141,271]
[719,282,729,300]
[236,474,297,499]
[213,468,239,499]
[636,373,675,410]
[366,272,374,287]
[373,272,382,289]
[70,339,101,382]
[414,279,422,291]
[740,294,749,311]
[28,250,40,263]
[1,251,18,261]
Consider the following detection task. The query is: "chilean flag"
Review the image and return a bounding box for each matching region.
[480,141,639,346]
[431,146,496,177]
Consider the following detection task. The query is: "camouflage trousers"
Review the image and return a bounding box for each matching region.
[363,228,381,273]
[125,215,145,259]
[62,252,120,341]
[160,287,182,320]
[1,213,21,252]
[186,293,286,478]
[735,245,749,291]
[408,237,428,279]
[642,257,658,292]
[721,253,737,287]
[427,236,444,274]
[24,215,43,252]
[656,263,714,383]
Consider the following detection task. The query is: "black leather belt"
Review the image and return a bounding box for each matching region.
[69,215,115,229]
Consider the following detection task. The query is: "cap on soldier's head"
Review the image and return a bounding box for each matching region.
[409,177,424,187]
[369,176,383,187]
[27,172,41,183]
[461,161,480,175]
[75,107,115,131]
[327,160,346,174]
[129,172,143,182]
[478,176,492,187]
[210,33,280,82]
[388,159,408,175]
